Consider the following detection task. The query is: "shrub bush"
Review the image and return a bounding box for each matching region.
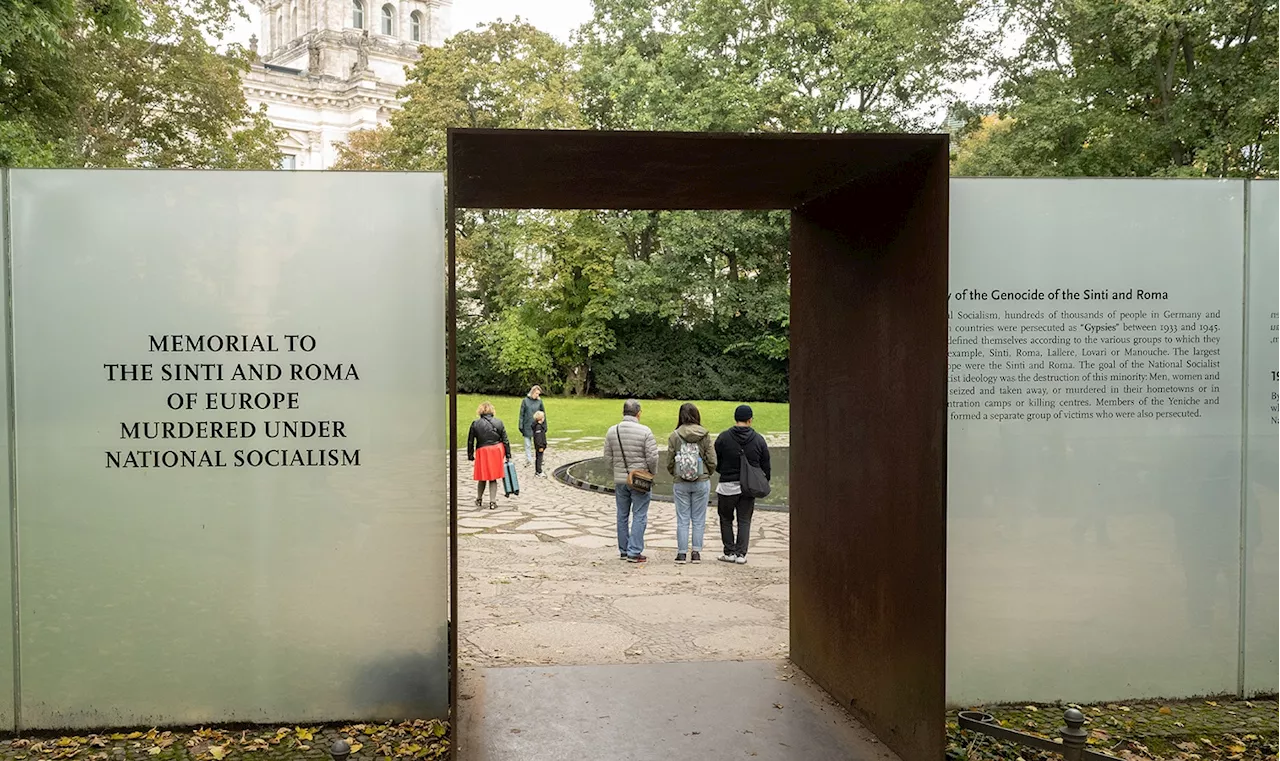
[590,318,788,402]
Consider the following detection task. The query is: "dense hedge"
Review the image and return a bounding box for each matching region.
[456,318,789,401]
[586,319,788,402]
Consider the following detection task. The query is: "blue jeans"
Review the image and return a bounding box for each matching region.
[673,480,710,554]
[615,483,651,558]
[523,436,534,464]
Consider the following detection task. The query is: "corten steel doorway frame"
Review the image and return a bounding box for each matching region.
[445,128,949,761]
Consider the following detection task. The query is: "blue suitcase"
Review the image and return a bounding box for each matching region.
[502,460,520,497]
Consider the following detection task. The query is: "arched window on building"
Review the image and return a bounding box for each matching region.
[410,10,423,42]
[275,13,283,46]
[291,5,298,38]
[351,0,364,28]
[381,4,394,35]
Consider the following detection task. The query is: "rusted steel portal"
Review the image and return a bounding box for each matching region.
[446,128,948,761]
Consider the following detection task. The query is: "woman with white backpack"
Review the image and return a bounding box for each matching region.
[666,403,718,565]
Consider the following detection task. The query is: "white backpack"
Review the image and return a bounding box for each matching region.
[673,439,702,481]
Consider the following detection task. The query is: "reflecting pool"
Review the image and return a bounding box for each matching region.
[558,447,789,510]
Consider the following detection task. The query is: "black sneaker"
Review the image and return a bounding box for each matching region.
[620,552,628,560]
[675,553,687,564]
[627,554,648,563]
[690,551,701,564]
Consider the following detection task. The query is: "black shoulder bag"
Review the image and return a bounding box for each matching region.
[739,433,771,499]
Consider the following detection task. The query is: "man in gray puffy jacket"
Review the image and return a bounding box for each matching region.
[602,399,659,563]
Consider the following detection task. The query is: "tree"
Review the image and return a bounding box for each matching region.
[576,0,988,133]
[334,19,580,171]
[954,0,1278,178]
[535,212,620,395]
[338,5,993,396]
[1,0,282,168]
[335,21,612,393]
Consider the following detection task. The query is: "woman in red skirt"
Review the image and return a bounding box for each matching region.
[467,401,511,509]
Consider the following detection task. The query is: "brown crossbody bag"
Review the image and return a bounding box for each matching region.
[615,427,654,493]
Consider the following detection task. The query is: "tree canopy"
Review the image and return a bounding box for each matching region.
[12,0,1263,397]
[952,0,1278,178]
[1,0,282,168]
[334,4,995,398]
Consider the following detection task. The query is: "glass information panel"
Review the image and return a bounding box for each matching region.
[1243,179,1278,696]
[0,174,13,728]
[7,170,446,728]
[947,179,1246,704]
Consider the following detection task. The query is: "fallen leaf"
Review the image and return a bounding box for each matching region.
[209,746,228,760]
[1176,742,1199,752]
[1206,701,1219,707]
[1159,706,1172,715]
[773,703,783,709]
[1174,721,1185,728]
[347,742,363,753]
[146,748,161,756]
[1025,706,1039,712]
[1229,745,1247,753]
[294,728,314,742]
[432,723,447,738]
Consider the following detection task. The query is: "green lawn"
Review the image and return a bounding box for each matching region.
[454,395,789,451]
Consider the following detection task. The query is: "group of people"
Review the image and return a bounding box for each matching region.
[466,389,771,566]
[604,399,770,565]
[467,386,551,509]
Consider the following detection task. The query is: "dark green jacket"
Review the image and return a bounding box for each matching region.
[518,395,545,437]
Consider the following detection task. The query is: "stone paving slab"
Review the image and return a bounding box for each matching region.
[458,449,790,669]
[456,660,894,761]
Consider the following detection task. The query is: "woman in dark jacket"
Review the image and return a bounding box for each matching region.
[468,401,511,509]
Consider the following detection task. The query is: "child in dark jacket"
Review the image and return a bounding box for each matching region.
[532,411,549,477]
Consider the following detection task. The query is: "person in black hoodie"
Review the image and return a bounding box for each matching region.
[713,404,771,565]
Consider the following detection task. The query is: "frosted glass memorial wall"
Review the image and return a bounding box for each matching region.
[947,178,1277,705]
[0,177,14,729]
[1243,180,1278,697]
[0,169,447,730]
[0,171,1271,730]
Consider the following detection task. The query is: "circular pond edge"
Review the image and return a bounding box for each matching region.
[553,457,789,513]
